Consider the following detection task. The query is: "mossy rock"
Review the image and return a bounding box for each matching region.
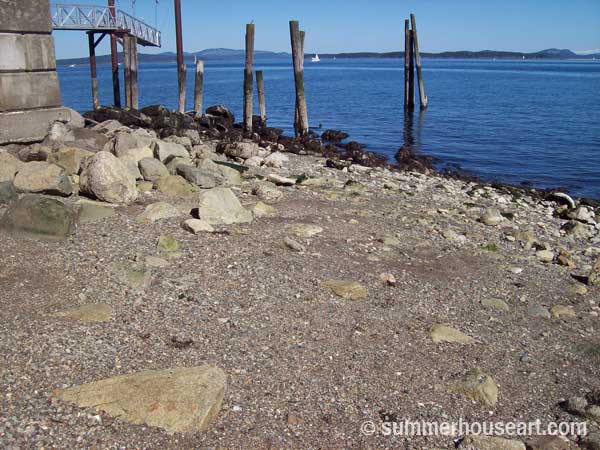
[1,195,77,240]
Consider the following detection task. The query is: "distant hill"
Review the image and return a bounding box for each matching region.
[57,48,290,66]
[56,47,600,66]
[318,48,599,60]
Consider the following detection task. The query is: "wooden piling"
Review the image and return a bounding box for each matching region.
[130,37,139,109]
[108,0,120,107]
[410,13,427,109]
[290,21,308,136]
[404,20,415,110]
[244,23,255,133]
[87,32,100,110]
[256,70,266,125]
[174,0,186,112]
[194,59,204,115]
[178,64,187,113]
[294,30,305,132]
[123,34,132,108]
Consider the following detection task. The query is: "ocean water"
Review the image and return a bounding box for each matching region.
[57,58,600,198]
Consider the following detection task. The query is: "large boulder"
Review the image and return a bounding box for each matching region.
[83,106,151,128]
[263,152,289,168]
[176,165,224,189]
[205,105,235,123]
[139,157,169,182]
[55,366,226,433]
[137,201,182,223]
[164,135,193,151]
[47,147,94,175]
[76,199,117,223]
[217,141,259,159]
[589,257,600,286]
[1,195,77,240]
[155,175,199,199]
[203,160,242,186]
[0,152,24,182]
[80,152,138,204]
[112,131,155,157]
[154,140,189,163]
[91,119,124,135]
[321,129,349,142]
[67,128,110,152]
[0,181,17,205]
[196,188,253,225]
[118,147,154,164]
[13,162,73,196]
[17,143,51,162]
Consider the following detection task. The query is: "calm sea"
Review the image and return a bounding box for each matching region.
[57,58,600,199]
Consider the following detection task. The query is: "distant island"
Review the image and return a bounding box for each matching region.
[56,47,600,65]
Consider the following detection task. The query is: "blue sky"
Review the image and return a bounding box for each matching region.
[53,0,600,58]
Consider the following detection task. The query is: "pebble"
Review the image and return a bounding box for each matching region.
[482,298,510,312]
[536,249,555,263]
[266,174,295,186]
[181,219,215,234]
[527,304,551,319]
[283,237,305,253]
[379,273,397,286]
[480,209,504,226]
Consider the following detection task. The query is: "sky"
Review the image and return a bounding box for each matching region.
[52,0,600,59]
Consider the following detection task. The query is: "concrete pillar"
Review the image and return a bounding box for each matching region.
[0,0,81,144]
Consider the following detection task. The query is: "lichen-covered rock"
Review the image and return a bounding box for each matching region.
[1,195,76,240]
[196,188,253,225]
[589,257,600,286]
[449,368,499,406]
[0,152,24,182]
[154,140,189,163]
[460,435,525,450]
[176,165,224,188]
[322,280,367,301]
[13,162,73,196]
[139,157,169,182]
[79,151,138,204]
[55,366,226,433]
[155,175,199,198]
[429,324,474,344]
[47,147,94,175]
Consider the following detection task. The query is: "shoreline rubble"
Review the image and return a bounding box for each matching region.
[0,104,599,448]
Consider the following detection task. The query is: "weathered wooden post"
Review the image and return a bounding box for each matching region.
[130,36,139,109]
[244,23,255,133]
[174,0,186,112]
[108,0,121,107]
[123,34,132,108]
[87,32,100,110]
[290,21,308,136]
[178,64,187,112]
[194,59,204,114]
[294,30,305,132]
[410,13,427,109]
[256,70,266,125]
[404,20,415,110]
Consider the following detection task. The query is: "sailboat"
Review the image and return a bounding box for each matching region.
[311,54,321,63]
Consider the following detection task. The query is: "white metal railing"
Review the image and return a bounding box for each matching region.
[50,3,161,47]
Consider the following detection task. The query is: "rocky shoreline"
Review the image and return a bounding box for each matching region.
[1,105,599,449]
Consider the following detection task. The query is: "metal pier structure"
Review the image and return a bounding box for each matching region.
[50,2,163,109]
[51,4,161,47]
